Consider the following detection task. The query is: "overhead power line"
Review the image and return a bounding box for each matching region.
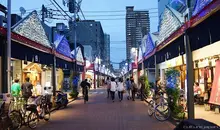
[12,3,53,12]
[50,8,158,13]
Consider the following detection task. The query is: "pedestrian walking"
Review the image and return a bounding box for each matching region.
[117,78,125,102]
[131,79,138,101]
[110,77,117,102]
[126,78,131,100]
[11,78,21,101]
[21,77,33,102]
[106,77,111,98]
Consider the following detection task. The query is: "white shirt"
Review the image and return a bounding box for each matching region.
[117,82,125,92]
[110,82,117,92]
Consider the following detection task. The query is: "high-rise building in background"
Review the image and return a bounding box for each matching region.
[126,6,150,60]
[69,20,105,61]
[104,33,110,65]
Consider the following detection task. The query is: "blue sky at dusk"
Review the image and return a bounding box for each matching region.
[2,0,158,68]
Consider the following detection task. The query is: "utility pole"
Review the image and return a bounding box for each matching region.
[6,0,11,93]
[41,5,46,23]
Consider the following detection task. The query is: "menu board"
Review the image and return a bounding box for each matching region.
[209,60,220,105]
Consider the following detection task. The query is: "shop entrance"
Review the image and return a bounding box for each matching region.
[23,63,42,86]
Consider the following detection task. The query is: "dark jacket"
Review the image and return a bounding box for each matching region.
[21,82,33,98]
[80,81,91,89]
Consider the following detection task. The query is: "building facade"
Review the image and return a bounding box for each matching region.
[126,6,150,60]
[69,20,105,61]
[104,33,110,65]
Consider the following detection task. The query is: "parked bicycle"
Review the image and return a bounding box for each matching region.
[9,95,52,129]
[147,90,171,121]
[0,101,21,130]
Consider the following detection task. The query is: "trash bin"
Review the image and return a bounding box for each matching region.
[174,119,219,130]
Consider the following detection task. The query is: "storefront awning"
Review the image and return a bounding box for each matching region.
[56,57,74,70]
[11,40,53,65]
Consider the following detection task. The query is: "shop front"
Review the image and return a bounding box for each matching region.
[154,0,220,125]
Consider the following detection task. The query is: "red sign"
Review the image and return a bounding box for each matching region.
[209,60,220,105]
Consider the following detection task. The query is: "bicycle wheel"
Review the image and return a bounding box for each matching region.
[154,103,171,121]
[147,100,154,116]
[9,110,22,130]
[27,111,39,129]
[44,105,51,121]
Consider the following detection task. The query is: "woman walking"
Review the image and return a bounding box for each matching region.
[117,78,125,102]
[110,77,117,102]
[106,77,111,98]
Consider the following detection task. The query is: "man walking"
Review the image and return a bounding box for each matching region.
[21,77,33,102]
[80,79,91,104]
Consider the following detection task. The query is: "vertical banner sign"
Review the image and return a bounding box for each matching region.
[209,60,220,105]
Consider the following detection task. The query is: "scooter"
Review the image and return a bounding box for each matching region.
[55,91,68,109]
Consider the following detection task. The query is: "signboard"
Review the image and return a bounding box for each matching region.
[209,60,220,105]
[54,34,72,58]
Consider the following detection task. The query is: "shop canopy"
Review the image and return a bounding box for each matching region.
[12,10,51,48]
[157,5,184,45]
[192,0,213,16]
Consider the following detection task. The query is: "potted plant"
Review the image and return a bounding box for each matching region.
[139,75,150,97]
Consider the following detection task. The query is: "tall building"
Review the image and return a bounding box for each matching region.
[126,6,150,60]
[69,20,105,61]
[104,33,110,65]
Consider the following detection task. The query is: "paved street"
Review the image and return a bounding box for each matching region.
[22,88,175,130]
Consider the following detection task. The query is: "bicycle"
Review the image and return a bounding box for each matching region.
[83,87,89,104]
[9,96,40,129]
[0,101,22,130]
[147,91,171,121]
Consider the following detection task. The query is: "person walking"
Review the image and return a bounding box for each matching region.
[110,77,117,102]
[126,78,131,100]
[21,77,33,102]
[11,79,21,101]
[80,79,91,104]
[131,79,138,101]
[117,78,125,102]
[106,77,111,98]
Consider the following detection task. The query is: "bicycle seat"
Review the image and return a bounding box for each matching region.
[26,104,37,111]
